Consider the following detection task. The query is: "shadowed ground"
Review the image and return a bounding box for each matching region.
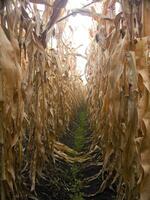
[34,106,116,200]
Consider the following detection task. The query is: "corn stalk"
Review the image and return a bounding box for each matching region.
[0,68,5,200]
[86,0,150,199]
[0,0,84,199]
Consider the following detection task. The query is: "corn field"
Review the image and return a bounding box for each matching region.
[0,0,150,200]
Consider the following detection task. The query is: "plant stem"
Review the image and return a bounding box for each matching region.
[0,69,5,200]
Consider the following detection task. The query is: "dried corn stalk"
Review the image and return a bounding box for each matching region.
[87,0,150,199]
[0,0,84,199]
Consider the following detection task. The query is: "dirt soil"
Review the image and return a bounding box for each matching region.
[34,106,116,200]
[60,106,116,200]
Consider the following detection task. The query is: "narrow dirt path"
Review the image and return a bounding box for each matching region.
[34,106,116,200]
[61,106,116,200]
[61,107,87,200]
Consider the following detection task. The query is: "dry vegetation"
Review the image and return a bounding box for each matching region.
[86,0,150,200]
[0,0,84,199]
[0,0,150,200]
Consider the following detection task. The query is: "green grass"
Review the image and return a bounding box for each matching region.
[74,111,86,152]
[70,109,87,200]
[70,165,84,200]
